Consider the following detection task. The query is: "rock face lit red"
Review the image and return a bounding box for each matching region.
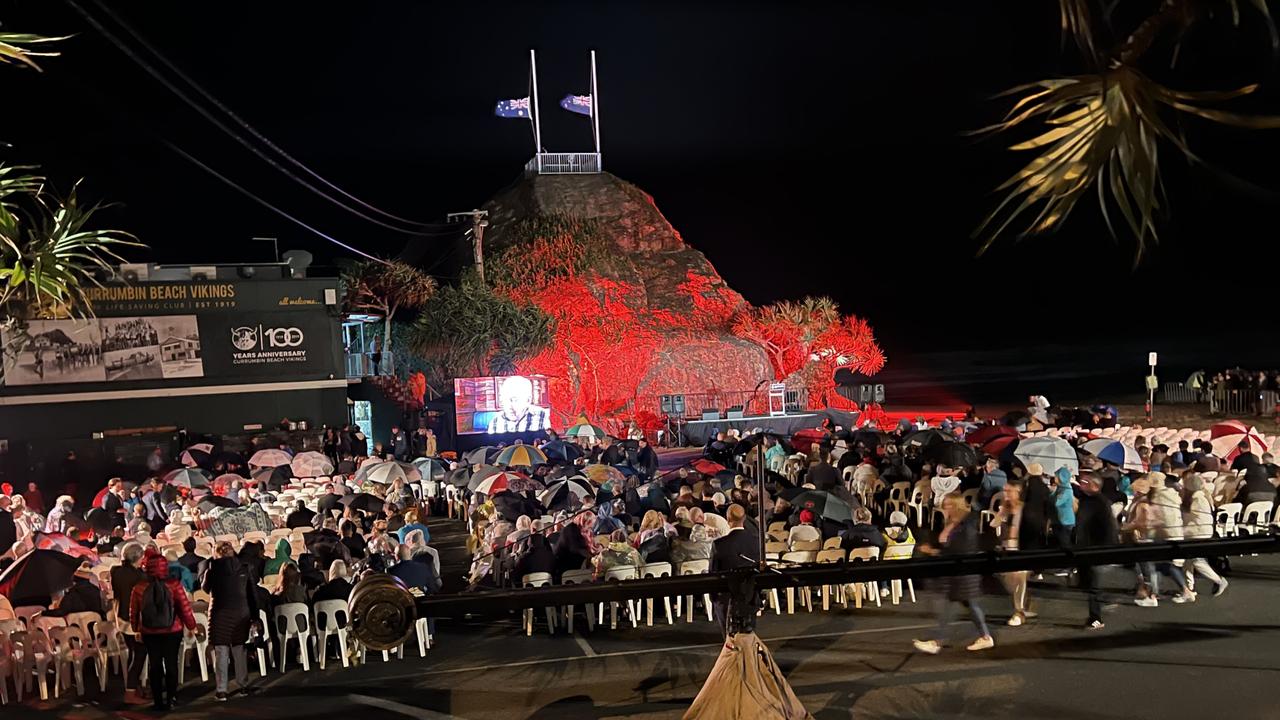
[482,172,883,428]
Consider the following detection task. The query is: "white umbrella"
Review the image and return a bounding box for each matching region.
[357,461,420,485]
[249,449,293,468]
[537,478,593,508]
[1014,436,1079,477]
[290,451,334,478]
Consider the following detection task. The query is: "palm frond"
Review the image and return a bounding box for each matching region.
[976,67,1280,263]
[1059,0,1102,66]
[0,32,68,71]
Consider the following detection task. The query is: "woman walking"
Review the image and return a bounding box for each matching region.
[913,494,994,653]
[989,478,1032,625]
[203,541,259,701]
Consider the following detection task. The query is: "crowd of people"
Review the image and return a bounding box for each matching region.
[2,409,1277,709]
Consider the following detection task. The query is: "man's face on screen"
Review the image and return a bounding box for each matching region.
[501,377,533,418]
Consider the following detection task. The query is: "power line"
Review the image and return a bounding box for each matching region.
[66,0,466,237]
[166,141,386,264]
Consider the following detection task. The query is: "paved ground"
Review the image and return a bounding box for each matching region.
[12,520,1280,719]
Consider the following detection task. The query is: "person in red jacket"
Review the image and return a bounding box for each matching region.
[129,547,197,711]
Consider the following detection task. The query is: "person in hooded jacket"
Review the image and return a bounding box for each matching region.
[129,547,197,711]
[203,541,258,701]
[263,538,293,576]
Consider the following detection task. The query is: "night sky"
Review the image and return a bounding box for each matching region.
[5,1,1279,402]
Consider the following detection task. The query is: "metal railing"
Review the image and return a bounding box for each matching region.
[524,152,602,175]
[345,351,395,378]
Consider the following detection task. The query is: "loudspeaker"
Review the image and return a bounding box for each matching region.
[874,384,885,403]
[672,394,686,414]
[190,265,217,282]
[726,406,745,420]
[660,395,673,414]
[701,409,720,421]
[857,384,873,403]
[120,263,149,283]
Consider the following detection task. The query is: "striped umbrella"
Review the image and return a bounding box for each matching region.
[494,443,548,469]
[1209,420,1267,461]
[290,451,334,478]
[164,467,211,489]
[473,471,531,496]
[538,478,594,510]
[412,457,448,482]
[564,419,605,440]
[1081,439,1143,472]
[467,465,504,492]
[248,449,293,468]
[179,443,215,468]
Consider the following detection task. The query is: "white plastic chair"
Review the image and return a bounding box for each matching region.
[845,547,881,609]
[177,612,209,684]
[979,492,1004,531]
[676,560,716,623]
[815,548,847,610]
[31,616,67,642]
[1215,502,1243,537]
[600,566,639,630]
[778,552,817,613]
[312,600,350,669]
[883,481,910,517]
[520,572,556,636]
[13,630,53,700]
[0,635,15,704]
[638,563,674,626]
[12,607,42,632]
[1241,501,1274,534]
[559,569,596,634]
[273,603,312,672]
[253,609,273,675]
[883,543,917,604]
[92,620,129,689]
[47,625,92,697]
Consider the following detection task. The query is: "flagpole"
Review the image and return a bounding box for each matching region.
[530,49,543,174]
[590,50,601,171]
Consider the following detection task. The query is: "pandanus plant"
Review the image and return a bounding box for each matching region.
[977,0,1280,263]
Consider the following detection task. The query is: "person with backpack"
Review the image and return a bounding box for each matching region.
[129,547,197,711]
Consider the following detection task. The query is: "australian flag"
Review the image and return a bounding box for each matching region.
[494,97,531,119]
[559,94,592,116]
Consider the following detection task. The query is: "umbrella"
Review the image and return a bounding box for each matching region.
[336,459,356,474]
[464,446,501,466]
[964,425,1020,447]
[903,428,955,452]
[356,461,420,485]
[359,455,386,469]
[1209,420,1268,461]
[691,459,726,476]
[290,451,334,478]
[412,457,448,483]
[538,478,593,510]
[251,465,292,491]
[1014,436,1079,477]
[980,435,1020,459]
[787,490,854,524]
[164,467,211,489]
[341,493,387,513]
[180,446,213,469]
[495,443,549,469]
[925,442,980,469]
[507,474,545,494]
[491,491,541,522]
[541,439,584,463]
[564,419,605,440]
[848,429,887,452]
[32,532,99,563]
[473,471,530,496]
[445,466,472,488]
[1081,439,1143,472]
[467,465,504,492]
[583,464,625,485]
[0,549,85,606]
[211,473,245,497]
[249,449,293,468]
[198,495,240,511]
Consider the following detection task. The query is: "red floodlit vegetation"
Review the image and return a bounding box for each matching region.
[484,215,885,426]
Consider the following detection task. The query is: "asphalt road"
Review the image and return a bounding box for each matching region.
[13,522,1280,720]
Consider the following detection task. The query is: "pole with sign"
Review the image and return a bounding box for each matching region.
[1146,352,1158,422]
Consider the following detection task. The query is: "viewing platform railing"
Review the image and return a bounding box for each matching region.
[524,153,602,175]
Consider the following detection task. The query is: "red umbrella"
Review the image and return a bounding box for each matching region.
[980,435,1020,458]
[691,459,725,476]
[965,425,1020,447]
[1209,421,1267,461]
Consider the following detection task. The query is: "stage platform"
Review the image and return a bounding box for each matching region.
[683,413,820,445]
